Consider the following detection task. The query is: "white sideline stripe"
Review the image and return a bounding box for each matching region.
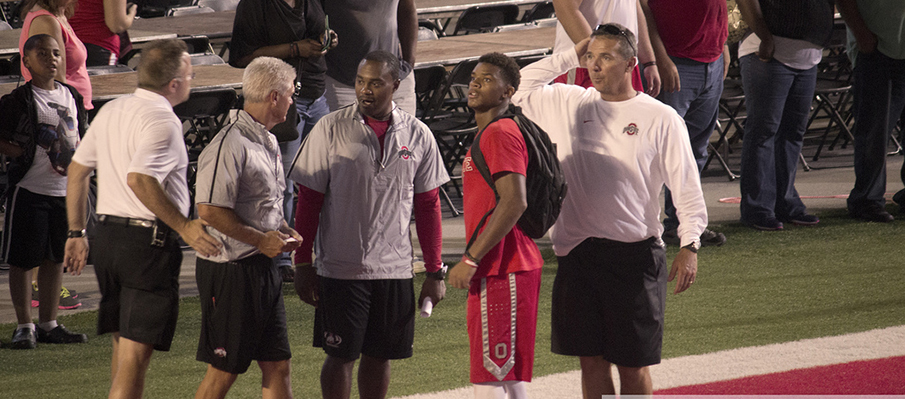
[393,325,905,399]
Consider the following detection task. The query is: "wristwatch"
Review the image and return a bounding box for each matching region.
[425,263,448,280]
[682,240,701,253]
[67,229,86,238]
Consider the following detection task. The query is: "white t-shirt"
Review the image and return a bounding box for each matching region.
[512,48,708,255]
[18,82,80,197]
[739,34,823,70]
[72,89,190,220]
[553,0,638,54]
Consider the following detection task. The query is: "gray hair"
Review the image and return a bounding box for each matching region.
[591,23,637,60]
[242,57,296,103]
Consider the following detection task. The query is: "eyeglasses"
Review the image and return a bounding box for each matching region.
[595,24,636,56]
[174,72,196,81]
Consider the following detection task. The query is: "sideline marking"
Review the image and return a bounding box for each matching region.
[393,325,905,398]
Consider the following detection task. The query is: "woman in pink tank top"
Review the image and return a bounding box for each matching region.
[19,0,93,109]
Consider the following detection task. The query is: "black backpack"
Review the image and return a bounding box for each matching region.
[468,105,567,244]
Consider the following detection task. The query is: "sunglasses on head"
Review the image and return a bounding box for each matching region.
[595,24,636,55]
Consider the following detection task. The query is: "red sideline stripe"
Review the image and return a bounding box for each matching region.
[655,356,905,395]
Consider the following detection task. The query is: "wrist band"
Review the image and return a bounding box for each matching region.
[462,257,478,268]
[464,250,480,263]
[642,61,657,67]
[290,42,299,58]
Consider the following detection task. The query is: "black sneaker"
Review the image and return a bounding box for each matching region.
[661,228,680,246]
[662,228,726,247]
[744,217,784,231]
[700,229,726,247]
[849,205,894,223]
[280,265,294,283]
[10,327,37,349]
[893,189,905,214]
[37,325,88,344]
[782,213,820,226]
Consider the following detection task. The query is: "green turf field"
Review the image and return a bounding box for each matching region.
[2,209,904,398]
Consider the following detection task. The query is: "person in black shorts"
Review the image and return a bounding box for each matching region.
[0,34,89,349]
[192,56,303,399]
[510,25,707,396]
[289,51,449,399]
[65,39,221,399]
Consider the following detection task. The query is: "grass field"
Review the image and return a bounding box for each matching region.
[2,208,904,398]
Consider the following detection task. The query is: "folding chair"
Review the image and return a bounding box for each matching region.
[521,1,554,22]
[197,0,239,12]
[452,4,520,35]
[418,19,445,38]
[514,54,548,68]
[166,5,215,16]
[807,78,855,162]
[86,64,134,76]
[418,26,439,41]
[420,60,482,215]
[492,22,538,33]
[414,65,448,119]
[174,88,238,213]
[180,35,216,55]
[704,78,745,180]
[173,88,238,152]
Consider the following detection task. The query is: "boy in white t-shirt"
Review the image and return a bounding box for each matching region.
[0,34,89,349]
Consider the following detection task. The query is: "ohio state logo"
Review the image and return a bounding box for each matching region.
[623,123,639,135]
[324,332,342,348]
[399,146,412,160]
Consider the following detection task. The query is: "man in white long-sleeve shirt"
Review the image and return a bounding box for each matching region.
[511,23,706,397]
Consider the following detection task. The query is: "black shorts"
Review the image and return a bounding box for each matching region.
[93,220,182,351]
[314,277,415,360]
[196,254,291,374]
[551,237,666,367]
[2,187,66,269]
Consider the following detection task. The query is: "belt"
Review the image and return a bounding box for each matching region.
[98,215,156,228]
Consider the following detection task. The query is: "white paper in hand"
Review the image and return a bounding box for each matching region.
[420,298,433,318]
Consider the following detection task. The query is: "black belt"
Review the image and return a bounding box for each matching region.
[98,214,156,228]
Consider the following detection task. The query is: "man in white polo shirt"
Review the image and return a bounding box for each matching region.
[64,39,221,399]
[289,50,449,399]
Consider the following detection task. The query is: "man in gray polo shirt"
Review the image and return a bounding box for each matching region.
[289,50,449,399]
[192,57,303,399]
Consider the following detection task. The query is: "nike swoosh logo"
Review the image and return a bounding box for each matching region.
[583,120,594,123]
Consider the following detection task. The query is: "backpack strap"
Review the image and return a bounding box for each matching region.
[465,111,516,251]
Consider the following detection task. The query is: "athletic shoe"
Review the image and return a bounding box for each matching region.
[894,188,905,213]
[744,217,784,231]
[32,283,82,309]
[280,265,294,283]
[661,229,680,246]
[782,214,820,226]
[700,229,727,246]
[661,228,726,247]
[37,325,88,344]
[10,327,37,350]
[849,205,894,223]
[57,287,82,310]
